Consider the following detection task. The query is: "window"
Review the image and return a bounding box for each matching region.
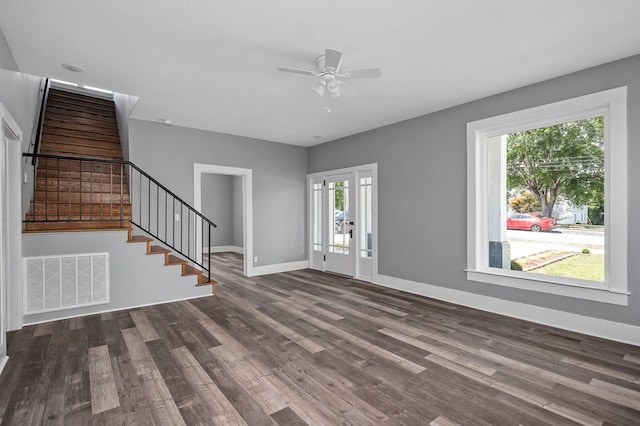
[466,87,628,305]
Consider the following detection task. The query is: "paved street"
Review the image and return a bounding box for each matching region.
[508,227,604,259]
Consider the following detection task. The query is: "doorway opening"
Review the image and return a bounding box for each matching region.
[194,164,253,277]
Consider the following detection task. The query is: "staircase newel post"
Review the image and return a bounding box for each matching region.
[208,222,211,282]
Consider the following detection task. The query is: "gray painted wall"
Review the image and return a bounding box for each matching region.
[0,67,42,215]
[232,176,243,247]
[22,231,211,325]
[202,174,233,246]
[308,55,640,326]
[129,119,307,266]
[0,27,18,71]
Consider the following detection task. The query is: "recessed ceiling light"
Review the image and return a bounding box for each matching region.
[62,63,86,73]
[312,135,322,139]
[159,119,172,125]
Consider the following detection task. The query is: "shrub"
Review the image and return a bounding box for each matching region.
[511,260,523,271]
[582,248,590,254]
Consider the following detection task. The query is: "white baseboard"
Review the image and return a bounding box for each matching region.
[376,274,640,347]
[0,356,8,376]
[21,293,213,327]
[204,245,243,254]
[250,260,308,277]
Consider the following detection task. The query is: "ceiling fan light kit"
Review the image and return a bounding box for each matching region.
[278,48,381,99]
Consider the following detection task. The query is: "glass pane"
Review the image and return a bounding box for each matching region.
[360,178,372,258]
[329,180,349,254]
[312,184,322,251]
[487,116,605,283]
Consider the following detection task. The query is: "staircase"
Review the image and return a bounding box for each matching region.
[24,87,132,233]
[127,230,216,291]
[24,84,217,294]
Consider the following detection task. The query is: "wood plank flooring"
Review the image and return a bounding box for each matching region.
[1,252,640,425]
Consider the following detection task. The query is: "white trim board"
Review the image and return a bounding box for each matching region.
[204,245,243,254]
[194,163,253,277]
[251,261,309,277]
[376,274,640,346]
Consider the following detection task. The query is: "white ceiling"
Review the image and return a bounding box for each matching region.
[1,0,639,147]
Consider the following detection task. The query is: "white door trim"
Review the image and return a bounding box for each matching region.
[1,103,23,367]
[308,163,378,283]
[194,163,253,277]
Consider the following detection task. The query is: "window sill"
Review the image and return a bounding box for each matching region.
[466,269,629,306]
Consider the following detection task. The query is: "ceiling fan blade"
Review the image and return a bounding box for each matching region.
[343,68,382,79]
[277,66,316,76]
[324,49,342,72]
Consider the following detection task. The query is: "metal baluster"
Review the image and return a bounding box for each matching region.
[32,158,36,221]
[78,160,82,221]
[57,158,60,222]
[156,184,159,237]
[44,157,49,221]
[67,159,71,221]
[90,159,94,221]
[109,164,113,221]
[208,221,211,282]
[120,164,124,228]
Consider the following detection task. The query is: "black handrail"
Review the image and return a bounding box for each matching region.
[31,78,50,165]
[23,152,218,282]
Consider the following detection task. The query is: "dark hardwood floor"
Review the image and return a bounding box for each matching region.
[1,252,640,425]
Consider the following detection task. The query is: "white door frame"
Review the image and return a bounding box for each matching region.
[0,103,23,373]
[307,163,378,282]
[194,163,253,277]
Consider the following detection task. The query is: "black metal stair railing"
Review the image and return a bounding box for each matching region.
[23,153,218,282]
[30,78,50,165]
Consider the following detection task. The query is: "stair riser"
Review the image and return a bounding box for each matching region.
[39,147,123,161]
[35,178,129,194]
[34,161,127,174]
[46,106,119,125]
[33,191,130,203]
[42,128,121,144]
[43,119,119,137]
[44,112,119,132]
[35,172,127,185]
[40,133,122,150]
[28,203,131,218]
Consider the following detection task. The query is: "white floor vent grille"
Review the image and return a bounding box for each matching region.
[24,253,109,314]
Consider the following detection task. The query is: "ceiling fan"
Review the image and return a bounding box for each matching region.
[277,48,382,99]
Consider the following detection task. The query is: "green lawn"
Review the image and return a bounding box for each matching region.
[532,253,604,282]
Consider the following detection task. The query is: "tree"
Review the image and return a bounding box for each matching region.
[507,116,604,218]
[509,192,540,213]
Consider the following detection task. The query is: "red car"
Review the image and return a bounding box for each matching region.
[507,213,556,232]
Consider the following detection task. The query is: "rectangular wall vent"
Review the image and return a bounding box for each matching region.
[23,253,109,314]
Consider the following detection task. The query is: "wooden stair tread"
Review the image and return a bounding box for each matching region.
[23,221,131,233]
[128,235,153,243]
[166,255,186,266]
[148,245,170,255]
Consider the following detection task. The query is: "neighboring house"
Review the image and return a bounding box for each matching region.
[553,200,589,225]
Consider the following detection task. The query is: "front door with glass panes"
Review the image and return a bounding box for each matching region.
[324,173,354,276]
[310,167,375,279]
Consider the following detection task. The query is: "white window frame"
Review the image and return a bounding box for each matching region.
[466,87,628,305]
